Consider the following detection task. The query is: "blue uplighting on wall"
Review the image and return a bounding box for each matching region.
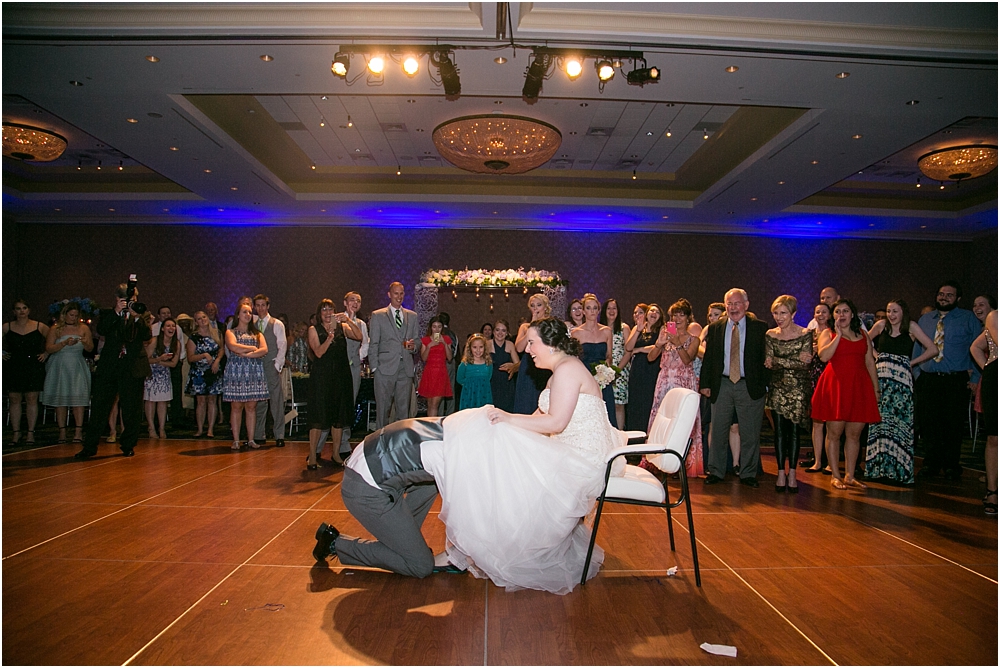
[349,206,451,226]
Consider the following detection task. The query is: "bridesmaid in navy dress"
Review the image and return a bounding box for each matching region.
[512,293,552,414]
[572,293,617,427]
[488,319,519,412]
[625,303,665,433]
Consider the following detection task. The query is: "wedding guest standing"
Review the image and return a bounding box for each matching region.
[224,303,269,450]
[417,316,453,417]
[253,294,287,448]
[624,303,663,433]
[804,303,834,473]
[648,299,703,476]
[339,291,370,459]
[864,300,938,485]
[488,319,518,412]
[286,322,310,373]
[764,295,814,493]
[144,318,179,439]
[971,310,997,515]
[699,303,734,472]
[565,298,585,330]
[512,293,553,414]
[572,293,616,427]
[43,302,93,444]
[812,299,880,490]
[3,299,49,445]
[457,334,492,409]
[186,311,224,438]
[369,282,420,428]
[601,298,631,431]
[480,322,493,341]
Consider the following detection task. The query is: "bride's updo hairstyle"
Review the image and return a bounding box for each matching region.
[529,317,583,357]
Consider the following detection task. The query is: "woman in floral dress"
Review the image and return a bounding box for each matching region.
[601,298,631,432]
[223,303,269,450]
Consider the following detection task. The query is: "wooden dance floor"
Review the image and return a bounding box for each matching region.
[3,438,996,665]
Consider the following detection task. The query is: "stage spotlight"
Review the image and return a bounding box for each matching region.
[368,55,385,75]
[403,56,420,77]
[331,52,350,78]
[595,60,615,82]
[431,51,461,100]
[564,57,583,80]
[522,53,549,103]
[626,66,660,87]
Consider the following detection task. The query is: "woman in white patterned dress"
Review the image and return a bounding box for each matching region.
[144,318,179,439]
[601,298,631,432]
[224,303,268,450]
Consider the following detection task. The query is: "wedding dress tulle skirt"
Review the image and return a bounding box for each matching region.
[439,406,608,595]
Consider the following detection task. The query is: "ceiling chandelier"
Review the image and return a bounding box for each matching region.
[917,145,998,182]
[2,123,68,161]
[432,115,562,175]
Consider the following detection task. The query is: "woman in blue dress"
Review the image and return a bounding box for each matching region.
[186,311,225,438]
[43,302,94,444]
[457,334,493,409]
[572,293,617,427]
[512,293,553,414]
[223,303,269,450]
[488,319,519,412]
[144,318,179,439]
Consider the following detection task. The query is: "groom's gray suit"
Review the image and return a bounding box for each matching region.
[369,302,421,429]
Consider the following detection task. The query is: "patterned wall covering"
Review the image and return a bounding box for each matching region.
[5,223,993,330]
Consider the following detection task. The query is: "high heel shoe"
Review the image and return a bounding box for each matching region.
[305,456,318,471]
[25,431,35,444]
[248,440,260,449]
[775,482,787,492]
[984,489,998,516]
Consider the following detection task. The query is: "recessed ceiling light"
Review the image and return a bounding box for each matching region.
[811,160,819,165]
[54,208,61,211]
[646,131,653,136]
[852,134,862,139]
[146,55,160,63]
[321,95,328,100]
[869,223,874,227]
[835,72,850,79]
[231,186,238,190]
[218,208,225,212]
[920,225,927,228]
[355,148,361,152]
[494,56,507,65]
[69,80,83,86]
[662,215,668,219]
[750,197,757,201]
[905,100,919,105]
[778,180,785,185]
[763,219,768,223]
[320,209,326,212]
[665,129,672,137]
[311,165,316,170]
[126,118,138,123]
[203,169,211,173]
[725,66,739,73]
[260,54,274,62]
[163,208,169,212]
[169,146,178,151]
[109,208,115,212]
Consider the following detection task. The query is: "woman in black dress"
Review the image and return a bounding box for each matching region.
[488,319,519,412]
[512,293,553,414]
[3,299,50,445]
[624,303,665,433]
[306,299,361,470]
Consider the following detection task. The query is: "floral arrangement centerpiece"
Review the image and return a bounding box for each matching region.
[591,362,619,390]
[48,297,100,322]
[421,267,566,288]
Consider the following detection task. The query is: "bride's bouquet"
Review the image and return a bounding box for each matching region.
[590,362,619,389]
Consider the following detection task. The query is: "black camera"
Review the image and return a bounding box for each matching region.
[126,273,147,315]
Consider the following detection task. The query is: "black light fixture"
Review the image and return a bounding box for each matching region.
[431,51,461,100]
[595,60,615,82]
[522,53,550,103]
[331,52,350,78]
[627,64,660,87]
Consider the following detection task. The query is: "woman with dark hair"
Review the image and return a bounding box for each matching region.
[480,322,493,341]
[804,302,835,473]
[439,317,623,594]
[144,317,179,439]
[418,315,453,417]
[973,295,997,325]
[864,299,938,484]
[488,319,518,412]
[566,298,585,330]
[812,299,880,490]
[3,299,49,445]
[601,298,631,431]
[43,302,94,444]
[624,303,665,433]
[224,302,268,450]
[306,299,362,469]
[971,309,997,515]
[512,293,553,414]
[572,293,617,427]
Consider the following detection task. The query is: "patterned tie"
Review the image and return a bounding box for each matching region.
[394,308,402,329]
[933,314,945,362]
[729,321,741,384]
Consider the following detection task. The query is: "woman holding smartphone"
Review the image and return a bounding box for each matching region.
[418,315,453,417]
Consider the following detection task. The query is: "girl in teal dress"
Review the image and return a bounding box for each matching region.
[457,334,493,409]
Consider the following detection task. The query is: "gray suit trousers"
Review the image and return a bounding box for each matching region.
[375,364,414,429]
[255,362,285,440]
[335,467,436,577]
[708,378,764,479]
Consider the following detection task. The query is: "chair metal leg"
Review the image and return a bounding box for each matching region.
[581,495,608,586]
[679,467,701,587]
[663,475,676,551]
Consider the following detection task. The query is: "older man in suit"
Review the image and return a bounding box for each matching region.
[368,282,421,429]
[700,288,769,487]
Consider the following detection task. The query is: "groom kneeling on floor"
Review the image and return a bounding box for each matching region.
[313,417,462,576]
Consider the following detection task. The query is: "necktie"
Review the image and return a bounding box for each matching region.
[394,309,402,329]
[933,314,945,362]
[729,321,741,383]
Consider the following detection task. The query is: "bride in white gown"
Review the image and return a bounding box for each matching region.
[437,317,624,594]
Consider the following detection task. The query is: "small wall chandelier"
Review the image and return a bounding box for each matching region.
[432,114,561,174]
[2,123,68,161]
[917,145,998,182]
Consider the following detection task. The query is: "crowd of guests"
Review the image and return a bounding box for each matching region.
[5,279,997,514]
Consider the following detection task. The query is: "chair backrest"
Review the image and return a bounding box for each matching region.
[646,388,700,472]
[281,366,293,403]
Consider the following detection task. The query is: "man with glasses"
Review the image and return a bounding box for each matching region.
[913,281,981,480]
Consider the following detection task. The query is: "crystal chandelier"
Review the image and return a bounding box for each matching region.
[917,145,998,182]
[2,123,68,161]
[433,115,561,174]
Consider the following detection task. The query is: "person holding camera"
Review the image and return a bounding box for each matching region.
[76,282,153,459]
[417,315,453,418]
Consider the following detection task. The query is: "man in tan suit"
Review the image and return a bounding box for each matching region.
[368,282,421,429]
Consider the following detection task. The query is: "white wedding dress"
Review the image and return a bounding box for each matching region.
[438,390,622,594]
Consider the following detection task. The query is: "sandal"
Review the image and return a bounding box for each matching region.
[25,431,35,444]
[107,434,117,443]
[831,478,848,490]
[984,489,998,516]
[845,478,868,489]
[231,441,242,451]
[11,430,22,445]
[248,440,260,450]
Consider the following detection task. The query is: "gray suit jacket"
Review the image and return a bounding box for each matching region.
[368,305,420,377]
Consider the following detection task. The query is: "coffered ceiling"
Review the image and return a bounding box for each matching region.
[2,2,997,239]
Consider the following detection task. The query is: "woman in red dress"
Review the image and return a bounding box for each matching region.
[418,315,453,417]
[812,299,880,490]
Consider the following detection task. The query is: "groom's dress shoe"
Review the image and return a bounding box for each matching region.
[313,523,340,562]
[74,448,97,460]
[704,474,724,485]
[432,563,467,574]
[120,446,135,457]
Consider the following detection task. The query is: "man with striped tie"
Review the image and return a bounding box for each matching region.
[368,282,421,429]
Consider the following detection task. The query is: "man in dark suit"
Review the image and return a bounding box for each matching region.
[75,283,152,459]
[699,288,769,486]
[368,282,421,429]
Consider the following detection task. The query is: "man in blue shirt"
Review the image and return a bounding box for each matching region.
[913,281,981,480]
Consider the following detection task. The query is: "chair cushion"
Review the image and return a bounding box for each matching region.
[606,465,666,504]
